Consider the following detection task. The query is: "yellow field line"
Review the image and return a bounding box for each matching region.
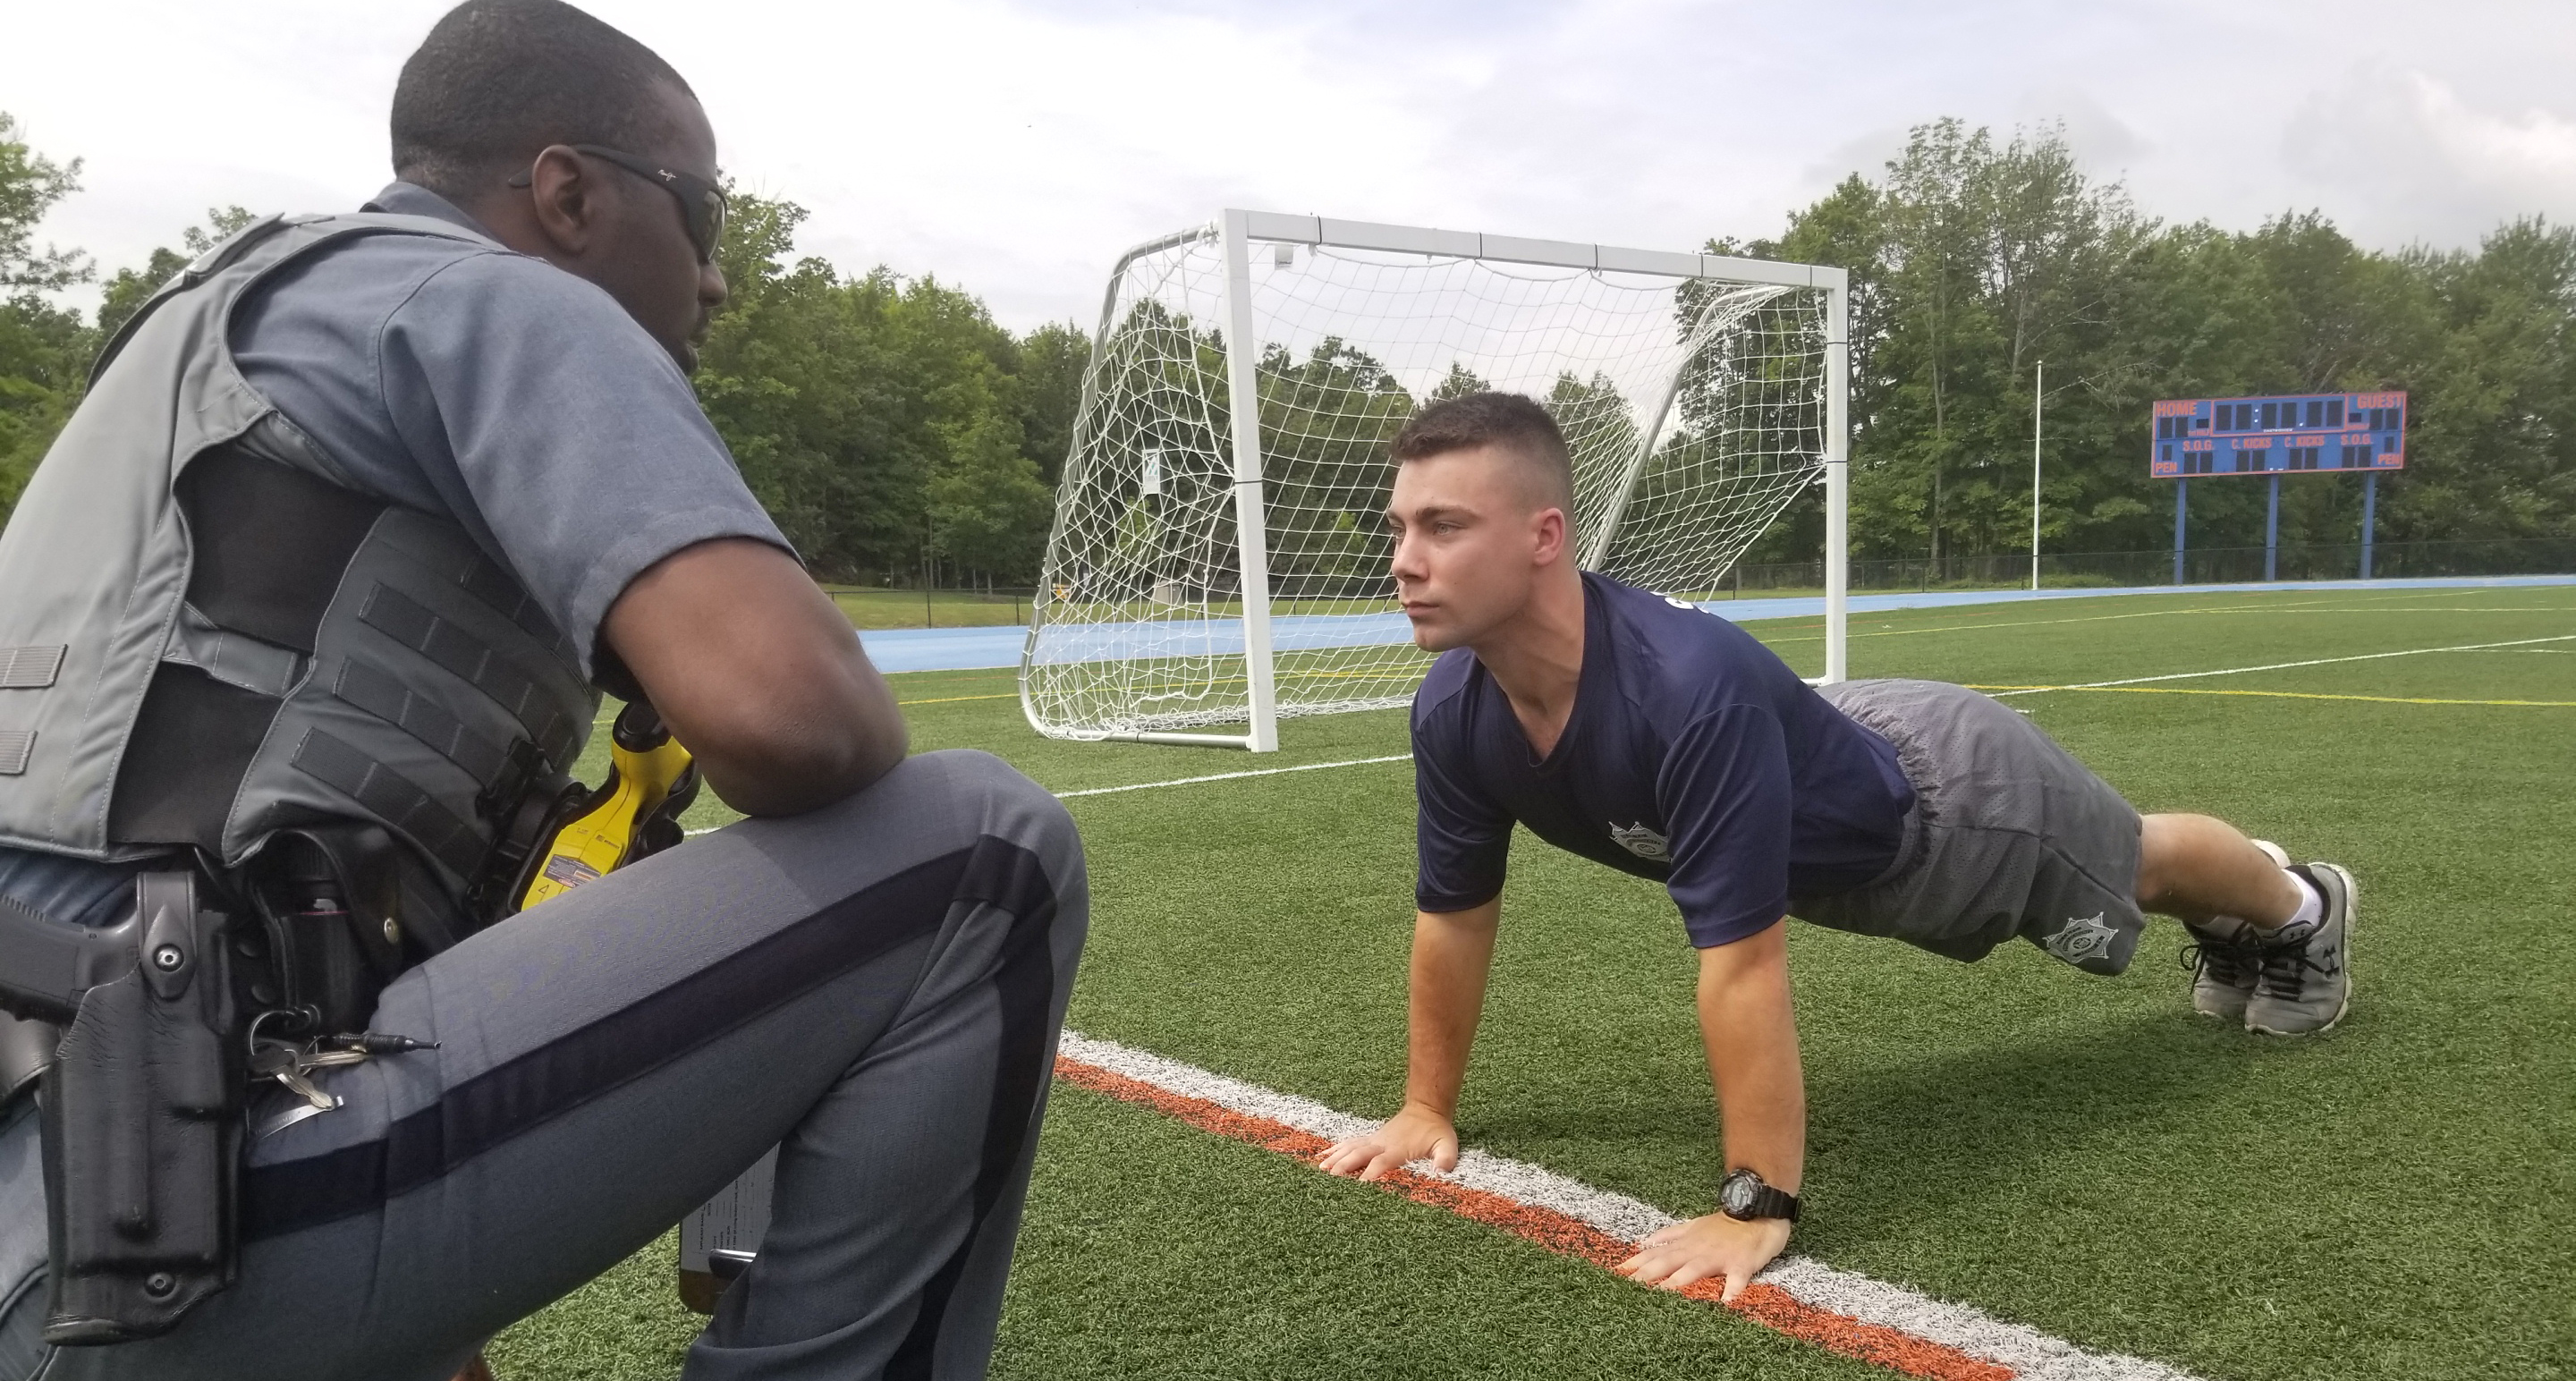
[1775,598,2573,645]
[928,666,1424,707]
[2199,605,2576,614]
[894,665,1432,707]
[603,683,1023,720]
[1769,602,2305,644]
[1970,684,2576,708]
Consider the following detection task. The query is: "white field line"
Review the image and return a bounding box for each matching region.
[1060,1031,2202,1381]
[1055,754,1411,799]
[686,632,2575,835]
[1985,633,2576,697]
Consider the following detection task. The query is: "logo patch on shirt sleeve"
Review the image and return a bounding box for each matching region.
[1609,823,1670,861]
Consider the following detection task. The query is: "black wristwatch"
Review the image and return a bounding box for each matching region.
[1718,1168,1800,1223]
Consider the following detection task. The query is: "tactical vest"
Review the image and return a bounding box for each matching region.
[0,213,599,936]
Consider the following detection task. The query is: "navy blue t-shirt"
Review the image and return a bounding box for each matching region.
[1411,573,1916,947]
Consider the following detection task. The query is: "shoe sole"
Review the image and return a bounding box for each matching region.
[2247,861,2355,1037]
[2193,994,2251,1021]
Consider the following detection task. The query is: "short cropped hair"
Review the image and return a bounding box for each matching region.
[1390,392,1576,512]
[391,0,696,198]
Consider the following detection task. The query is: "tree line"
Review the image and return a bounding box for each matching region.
[1737,118,2574,565]
[0,112,1087,589]
[4,111,2570,585]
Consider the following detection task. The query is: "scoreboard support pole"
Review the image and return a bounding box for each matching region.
[2361,472,2378,580]
[2264,473,2282,581]
[2173,479,2188,585]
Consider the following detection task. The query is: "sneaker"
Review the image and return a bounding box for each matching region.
[2181,917,2262,1021]
[2178,840,2291,1021]
[2244,861,2355,1037]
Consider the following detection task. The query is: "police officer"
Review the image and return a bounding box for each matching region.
[0,3,1087,1377]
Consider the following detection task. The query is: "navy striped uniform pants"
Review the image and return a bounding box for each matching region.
[0,750,1088,1381]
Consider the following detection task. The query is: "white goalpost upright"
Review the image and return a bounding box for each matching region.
[1021,209,1851,751]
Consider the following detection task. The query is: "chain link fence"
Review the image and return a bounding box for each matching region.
[1707,538,2576,597]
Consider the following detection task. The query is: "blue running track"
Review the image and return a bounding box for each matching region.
[858,573,2576,674]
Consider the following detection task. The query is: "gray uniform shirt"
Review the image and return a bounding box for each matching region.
[0,183,790,917]
[233,182,791,678]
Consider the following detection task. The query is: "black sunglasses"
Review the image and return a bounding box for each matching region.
[509,144,728,262]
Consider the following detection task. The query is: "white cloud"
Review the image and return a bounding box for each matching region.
[2284,69,2576,246]
[4,0,2571,331]
[2014,87,2152,177]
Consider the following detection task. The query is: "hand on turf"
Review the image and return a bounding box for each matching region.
[1316,1105,1458,1182]
[1614,1211,1792,1303]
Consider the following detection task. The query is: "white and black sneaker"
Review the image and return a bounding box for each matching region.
[2182,917,2262,1021]
[2244,861,2355,1037]
[2179,840,2290,1022]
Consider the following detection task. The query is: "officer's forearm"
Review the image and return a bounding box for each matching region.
[687,689,907,818]
[1695,919,1806,1194]
[605,538,910,816]
[1404,901,1499,1119]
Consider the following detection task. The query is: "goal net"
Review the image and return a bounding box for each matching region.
[1021,211,1847,748]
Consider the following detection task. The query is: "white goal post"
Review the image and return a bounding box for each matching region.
[1021,208,1850,751]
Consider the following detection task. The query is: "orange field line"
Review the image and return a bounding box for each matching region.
[1054,1055,2014,1381]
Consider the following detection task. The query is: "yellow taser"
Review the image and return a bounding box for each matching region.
[513,700,699,912]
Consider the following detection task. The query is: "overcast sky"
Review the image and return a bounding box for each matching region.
[7,0,2573,332]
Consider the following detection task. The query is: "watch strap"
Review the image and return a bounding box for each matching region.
[1742,1181,1800,1223]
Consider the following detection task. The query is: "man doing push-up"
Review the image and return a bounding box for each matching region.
[1316,393,2352,1301]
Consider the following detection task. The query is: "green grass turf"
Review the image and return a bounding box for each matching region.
[991,1086,1884,1380]
[502,584,2576,1380]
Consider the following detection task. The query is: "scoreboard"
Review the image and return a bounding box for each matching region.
[2149,392,2406,478]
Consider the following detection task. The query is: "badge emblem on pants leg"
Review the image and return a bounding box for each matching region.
[2043,911,2120,966]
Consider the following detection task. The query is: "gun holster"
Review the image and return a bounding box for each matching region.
[0,871,243,1344]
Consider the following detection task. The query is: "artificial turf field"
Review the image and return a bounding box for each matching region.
[488,582,2576,1381]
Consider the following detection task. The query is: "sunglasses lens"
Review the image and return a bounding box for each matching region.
[699,191,726,260]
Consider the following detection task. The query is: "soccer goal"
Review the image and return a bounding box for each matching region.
[1020,209,1850,750]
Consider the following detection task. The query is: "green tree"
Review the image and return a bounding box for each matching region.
[0,114,87,296]
[1735,115,2576,572]
[0,113,93,523]
[2387,218,2576,541]
[1014,320,1090,488]
[95,206,258,341]
[693,191,1065,585]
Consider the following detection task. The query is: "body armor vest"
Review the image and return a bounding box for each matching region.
[0,213,599,936]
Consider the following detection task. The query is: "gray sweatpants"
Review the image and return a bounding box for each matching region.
[0,749,1087,1381]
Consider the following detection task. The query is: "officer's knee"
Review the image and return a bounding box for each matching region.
[913,750,1080,860]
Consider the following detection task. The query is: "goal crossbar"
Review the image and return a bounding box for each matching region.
[1024,209,1852,751]
[1237,211,1843,292]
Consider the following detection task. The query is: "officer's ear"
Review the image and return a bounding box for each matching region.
[521,144,606,258]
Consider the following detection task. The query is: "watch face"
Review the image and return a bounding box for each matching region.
[1721,1172,1758,1216]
